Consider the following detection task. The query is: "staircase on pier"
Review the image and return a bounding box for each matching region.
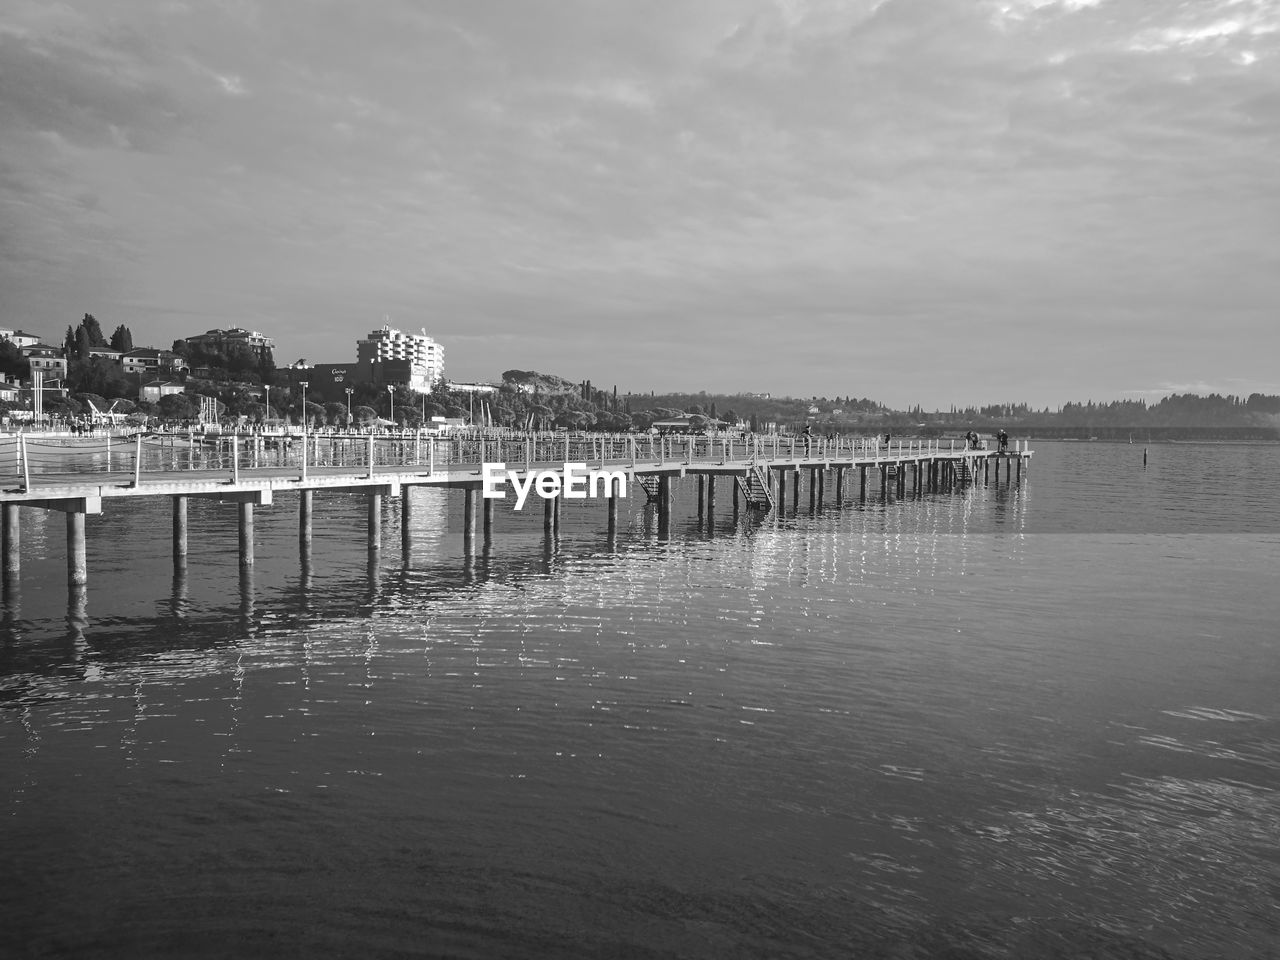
[735,465,775,512]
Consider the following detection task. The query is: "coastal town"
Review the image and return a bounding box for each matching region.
[2,317,1278,441]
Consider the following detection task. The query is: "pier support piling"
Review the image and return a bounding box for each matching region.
[462,488,474,554]
[3,504,19,577]
[369,492,382,553]
[67,511,87,585]
[401,486,413,552]
[238,502,254,567]
[299,489,313,553]
[657,475,672,539]
[172,496,188,565]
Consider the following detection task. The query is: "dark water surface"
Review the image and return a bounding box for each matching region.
[3,441,1279,958]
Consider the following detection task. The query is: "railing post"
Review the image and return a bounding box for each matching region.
[231,435,240,484]
[133,433,143,487]
[19,435,30,492]
[106,434,112,471]
[367,434,376,479]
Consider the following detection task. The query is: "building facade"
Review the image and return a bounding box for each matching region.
[356,325,443,389]
[183,327,275,361]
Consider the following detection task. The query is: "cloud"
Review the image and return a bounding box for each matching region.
[0,0,1277,407]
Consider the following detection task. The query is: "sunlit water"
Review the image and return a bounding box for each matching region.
[2,441,1278,958]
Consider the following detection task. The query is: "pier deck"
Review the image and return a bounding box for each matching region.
[0,431,1031,589]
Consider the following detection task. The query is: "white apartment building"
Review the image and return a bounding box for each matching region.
[356,325,444,388]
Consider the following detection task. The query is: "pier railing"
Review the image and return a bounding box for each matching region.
[0,431,1030,491]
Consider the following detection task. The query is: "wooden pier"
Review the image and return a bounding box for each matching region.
[0,431,1031,593]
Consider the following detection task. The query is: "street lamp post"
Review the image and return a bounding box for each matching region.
[387,385,394,430]
[264,384,271,427]
[345,387,354,430]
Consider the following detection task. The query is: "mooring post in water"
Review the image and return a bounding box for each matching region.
[792,469,800,512]
[543,489,554,533]
[835,467,843,503]
[483,494,494,544]
[552,488,561,536]
[777,469,786,509]
[817,468,825,508]
[1144,447,1148,468]
[860,464,867,500]
[706,473,716,520]
[369,491,382,553]
[238,501,254,567]
[67,511,88,586]
[172,496,187,564]
[697,475,705,517]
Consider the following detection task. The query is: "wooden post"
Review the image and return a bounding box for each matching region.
[817,468,825,508]
[1017,455,1022,483]
[552,488,561,536]
[544,488,554,533]
[859,465,867,499]
[483,494,494,543]
[792,469,800,512]
[809,468,817,512]
[172,496,187,564]
[697,474,705,516]
[706,473,716,519]
[835,467,843,503]
[238,501,254,567]
[778,469,786,508]
[67,511,88,585]
[1006,458,1011,482]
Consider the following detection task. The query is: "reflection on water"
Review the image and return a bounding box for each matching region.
[2,443,1280,957]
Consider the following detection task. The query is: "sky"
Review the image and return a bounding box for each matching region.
[1,0,1278,410]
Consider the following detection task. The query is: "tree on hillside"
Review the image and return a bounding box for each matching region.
[0,340,29,380]
[80,314,107,347]
[109,324,133,352]
[157,394,196,420]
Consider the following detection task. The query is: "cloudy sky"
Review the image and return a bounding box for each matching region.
[1,0,1277,408]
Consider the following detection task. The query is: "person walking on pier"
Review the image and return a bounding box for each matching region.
[997,429,1008,452]
[802,423,813,456]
